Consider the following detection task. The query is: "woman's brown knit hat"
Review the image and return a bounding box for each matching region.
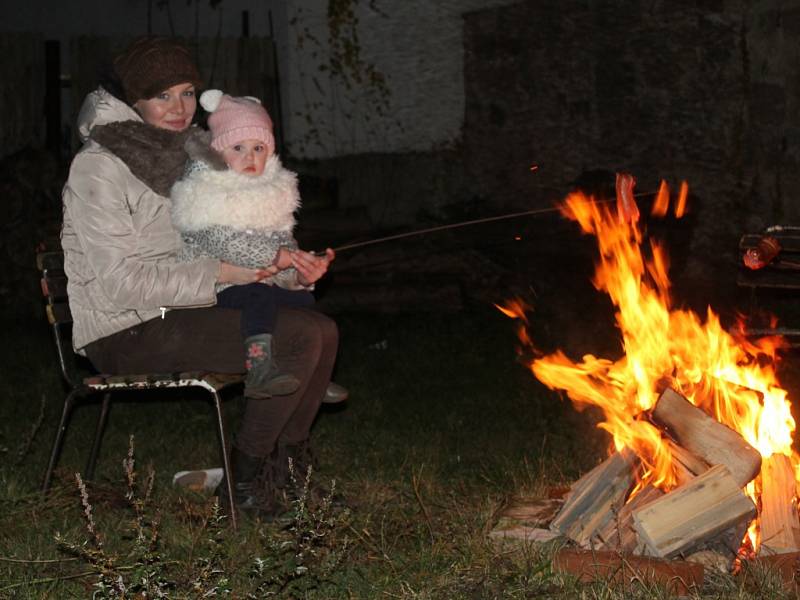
[113,37,203,104]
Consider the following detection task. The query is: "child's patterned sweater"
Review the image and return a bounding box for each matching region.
[170,153,304,292]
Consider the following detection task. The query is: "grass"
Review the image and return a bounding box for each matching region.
[1,305,798,598]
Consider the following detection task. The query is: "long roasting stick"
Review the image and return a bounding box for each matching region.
[318,198,618,255]
[315,181,673,256]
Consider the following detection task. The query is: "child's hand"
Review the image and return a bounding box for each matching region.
[272,247,294,270]
[261,264,280,277]
[292,248,335,286]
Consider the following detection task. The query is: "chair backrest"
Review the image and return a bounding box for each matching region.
[37,251,81,388]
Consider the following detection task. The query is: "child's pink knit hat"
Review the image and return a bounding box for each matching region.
[200,89,274,155]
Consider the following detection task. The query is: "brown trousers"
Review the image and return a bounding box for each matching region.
[84,306,338,457]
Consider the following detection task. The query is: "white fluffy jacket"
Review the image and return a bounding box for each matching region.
[171,154,299,233]
[171,155,305,290]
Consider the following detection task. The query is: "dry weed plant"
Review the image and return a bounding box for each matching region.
[52,435,231,597]
[55,435,174,598]
[47,437,352,597]
[188,502,232,597]
[249,458,351,597]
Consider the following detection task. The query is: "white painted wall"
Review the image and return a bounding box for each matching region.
[283,0,515,158]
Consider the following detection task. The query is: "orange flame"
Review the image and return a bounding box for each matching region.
[502,184,798,553]
[675,180,689,218]
[651,180,670,217]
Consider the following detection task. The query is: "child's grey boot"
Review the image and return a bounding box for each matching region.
[244,334,300,398]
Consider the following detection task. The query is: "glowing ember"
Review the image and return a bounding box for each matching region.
[500,179,799,553]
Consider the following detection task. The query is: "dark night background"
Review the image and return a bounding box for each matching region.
[3,4,800,595]
[1,0,798,333]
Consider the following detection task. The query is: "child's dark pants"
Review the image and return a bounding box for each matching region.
[216,282,315,338]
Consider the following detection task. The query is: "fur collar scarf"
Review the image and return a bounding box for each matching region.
[90,122,215,197]
[171,154,300,233]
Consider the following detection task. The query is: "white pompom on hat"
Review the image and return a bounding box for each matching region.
[199,89,224,112]
[200,89,274,155]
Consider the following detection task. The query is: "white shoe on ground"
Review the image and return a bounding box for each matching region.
[173,468,224,492]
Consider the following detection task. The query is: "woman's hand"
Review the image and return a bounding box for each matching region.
[291,248,335,286]
[217,262,275,285]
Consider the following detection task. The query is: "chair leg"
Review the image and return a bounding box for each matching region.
[42,390,79,494]
[85,392,111,480]
[211,391,237,530]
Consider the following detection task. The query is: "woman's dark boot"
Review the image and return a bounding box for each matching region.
[273,439,344,506]
[284,439,316,481]
[270,439,314,490]
[217,446,280,518]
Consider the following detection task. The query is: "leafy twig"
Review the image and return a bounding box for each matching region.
[0,569,101,593]
[411,465,435,544]
[0,555,78,564]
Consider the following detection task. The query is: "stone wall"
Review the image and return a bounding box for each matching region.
[461,0,800,295]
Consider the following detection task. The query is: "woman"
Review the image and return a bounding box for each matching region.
[60,36,338,516]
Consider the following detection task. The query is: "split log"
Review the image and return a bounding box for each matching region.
[489,496,564,544]
[632,464,757,558]
[668,439,711,486]
[489,526,562,544]
[595,484,664,553]
[759,453,800,555]
[496,497,564,527]
[549,449,637,546]
[719,520,751,555]
[652,388,762,487]
[668,440,744,558]
[685,519,748,561]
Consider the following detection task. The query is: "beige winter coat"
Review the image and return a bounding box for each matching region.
[61,88,220,353]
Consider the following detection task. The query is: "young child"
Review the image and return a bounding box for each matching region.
[171,89,317,399]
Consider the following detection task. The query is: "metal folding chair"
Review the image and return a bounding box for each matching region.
[37,251,242,528]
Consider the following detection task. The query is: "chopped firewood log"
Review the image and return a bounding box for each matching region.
[668,439,711,486]
[496,497,564,527]
[549,449,637,546]
[595,484,664,553]
[489,497,564,542]
[720,520,751,555]
[632,464,757,558]
[652,388,762,488]
[489,526,562,544]
[686,519,748,561]
[759,454,800,555]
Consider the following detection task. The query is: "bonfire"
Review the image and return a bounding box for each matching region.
[498,174,800,564]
